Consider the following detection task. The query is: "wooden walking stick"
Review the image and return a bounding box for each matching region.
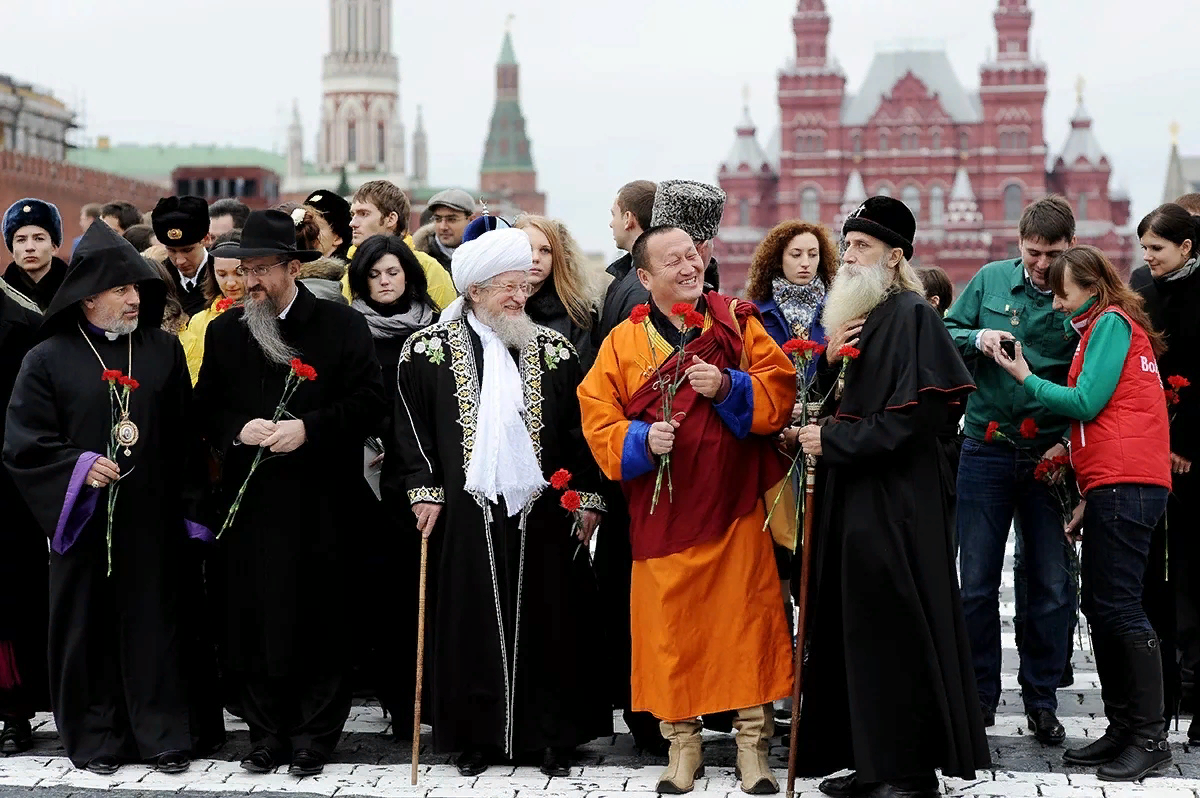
[786,446,819,798]
[411,536,429,785]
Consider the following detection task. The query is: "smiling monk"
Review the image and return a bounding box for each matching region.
[579,225,796,796]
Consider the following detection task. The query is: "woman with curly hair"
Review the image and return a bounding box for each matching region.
[514,215,602,371]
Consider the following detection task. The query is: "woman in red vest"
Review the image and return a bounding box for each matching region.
[997,245,1172,782]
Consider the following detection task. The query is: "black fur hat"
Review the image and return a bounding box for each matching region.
[842,196,916,260]
[151,196,210,248]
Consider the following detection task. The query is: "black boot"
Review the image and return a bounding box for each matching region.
[1065,631,1129,766]
[1098,636,1172,782]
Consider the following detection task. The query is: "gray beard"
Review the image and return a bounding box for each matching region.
[242,293,299,366]
[821,257,893,332]
[474,306,537,349]
[108,318,139,336]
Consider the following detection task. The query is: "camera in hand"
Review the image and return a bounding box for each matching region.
[1000,339,1016,360]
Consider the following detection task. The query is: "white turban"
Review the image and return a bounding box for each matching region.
[441,227,532,321]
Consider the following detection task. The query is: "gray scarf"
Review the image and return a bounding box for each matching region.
[772,275,826,338]
[435,236,458,261]
[1160,256,1199,284]
[351,298,435,339]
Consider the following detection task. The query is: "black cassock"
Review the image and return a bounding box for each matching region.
[391,317,613,757]
[194,282,386,758]
[795,290,991,782]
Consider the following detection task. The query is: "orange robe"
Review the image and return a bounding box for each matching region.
[578,304,795,721]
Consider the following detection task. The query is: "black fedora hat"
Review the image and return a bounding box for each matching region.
[212,209,321,262]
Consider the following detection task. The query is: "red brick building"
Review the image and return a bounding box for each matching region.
[716,0,1132,293]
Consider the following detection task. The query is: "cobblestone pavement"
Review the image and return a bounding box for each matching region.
[3,540,1199,797]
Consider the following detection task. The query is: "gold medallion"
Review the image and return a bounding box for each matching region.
[1010,309,1021,327]
[115,417,139,456]
[167,228,183,240]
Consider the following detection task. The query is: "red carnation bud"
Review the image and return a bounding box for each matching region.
[560,490,582,514]
[550,469,572,490]
[670,302,693,317]
[101,369,123,382]
[782,339,804,354]
[215,297,234,312]
[1019,418,1038,440]
[984,420,1000,443]
[683,310,705,330]
[629,304,651,325]
[118,376,140,391]
[1166,388,1180,406]
[838,345,861,360]
[1168,375,1190,392]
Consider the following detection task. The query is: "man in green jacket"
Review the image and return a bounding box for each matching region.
[943,195,1077,745]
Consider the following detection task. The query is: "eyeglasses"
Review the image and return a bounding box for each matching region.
[236,259,289,277]
[484,280,535,296]
[433,213,465,224]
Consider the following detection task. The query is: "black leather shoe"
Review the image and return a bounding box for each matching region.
[863,783,940,798]
[84,755,120,775]
[289,749,326,777]
[1059,659,1075,688]
[540,747,571,777]
[240,747,277,774]
[0,719,33,754]
[1097,738,1172,781]
[819,772,876,797]
[1063,731,1127,766]
[457,748,490,776]
[1027,708,1066,745]
[154,750,190,774]
[981,706,995,728]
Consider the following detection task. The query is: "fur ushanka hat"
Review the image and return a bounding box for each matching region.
[650,180,727,242]
[3,198,63,252]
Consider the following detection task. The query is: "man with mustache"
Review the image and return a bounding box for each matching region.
[389,227,611,777]
[194,209,386,777]
[792,197,990,798]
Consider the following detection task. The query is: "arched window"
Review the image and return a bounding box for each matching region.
[1004,184,1023,221]
[801,188,820,221]
[930,185,945,226]
[377,121,386,164]
[879,132,888,151]
[852,133,862,154]
[1078,193,1088,221]
[959,131,969,150]
[931,130,941,150]
[902,185,921,219]
[876,185,892,198]
[347,120,357,162]
[739,199,751,226]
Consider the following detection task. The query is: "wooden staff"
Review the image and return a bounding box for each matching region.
[787,448,819,798]
[411,537,429,785]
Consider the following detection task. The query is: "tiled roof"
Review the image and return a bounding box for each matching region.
[841,50,982,126]
[68,143,295,180]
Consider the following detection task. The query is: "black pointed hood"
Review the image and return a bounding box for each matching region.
[41,219,166,335]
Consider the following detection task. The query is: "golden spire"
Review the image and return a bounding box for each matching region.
[742,84,751,106]
[1074,74,1085,105]
[505,13,514,32]
[1170,121,1181,146]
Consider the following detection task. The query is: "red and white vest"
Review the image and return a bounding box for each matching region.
[1067,305,1171,495]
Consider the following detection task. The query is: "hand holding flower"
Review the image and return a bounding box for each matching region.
[797,424,823,457]
[262,419,307,453]
[576,510,601,545]
[85,457,121,488]
[647,420,678,456]
[239,419,277,446]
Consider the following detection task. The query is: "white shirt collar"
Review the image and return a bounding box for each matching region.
[179,249,209,290]
[277,285,300,319]
[1023,267,1052,296]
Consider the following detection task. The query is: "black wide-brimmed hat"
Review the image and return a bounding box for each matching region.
[842,196,916,260]
[211,209,321,262]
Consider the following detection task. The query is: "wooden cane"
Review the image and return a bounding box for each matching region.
[411,536,429,785]
[786,452,818,798]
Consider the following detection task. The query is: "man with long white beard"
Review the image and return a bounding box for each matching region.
[4,221,211,775]
[389,227,611,777]
[791,197,990,798]
[194,209,386,777]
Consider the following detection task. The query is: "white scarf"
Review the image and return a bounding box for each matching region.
[464,311,546,516]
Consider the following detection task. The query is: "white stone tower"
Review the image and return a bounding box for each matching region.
[318,0,406,178]
[412,105,428,186]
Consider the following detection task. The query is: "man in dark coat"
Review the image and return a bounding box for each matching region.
[194,210,387,778]
[2,198,68,312]
[151,196,213,317]
[391,228,611,777]
[795,197,989,798]
[0,282,44,754]
[2,221,214,775]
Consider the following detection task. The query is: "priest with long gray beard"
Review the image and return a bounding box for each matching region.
[194,210,386,777]
[790,197,990,798]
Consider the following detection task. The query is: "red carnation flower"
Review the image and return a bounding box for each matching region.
[985,420,1000,443]
[683,310,705,330]
[560,490,582,514]
[550,469,572,490]
[782,339,804,355]
[1019,418,1038,440]
[838,345,861,360]
[1166,387,1180,406]
[215,297,235,312]
[811,343,826,358]
[117,376,140,391]
[101,369,123,382]
[291,360,318,381]
[629,304,651,325]
[1168,375,1191,391]
[670,302,693,317]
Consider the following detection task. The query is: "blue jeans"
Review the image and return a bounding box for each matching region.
[1081,484,1168,639]
[957,438,1072,712]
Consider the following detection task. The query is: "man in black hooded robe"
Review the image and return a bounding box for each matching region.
[793,197,990,798]
[3,221,217,775]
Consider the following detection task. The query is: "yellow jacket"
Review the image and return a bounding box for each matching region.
[180,299,235,385]
[341,234,457,310]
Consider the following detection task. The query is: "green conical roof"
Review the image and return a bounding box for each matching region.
[498,31,517,65]
[481,31,533,173]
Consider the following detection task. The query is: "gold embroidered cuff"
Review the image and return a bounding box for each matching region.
[578,492,606,513]
[408,486,445,505]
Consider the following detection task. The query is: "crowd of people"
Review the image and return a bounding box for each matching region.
[1,175,1199,798]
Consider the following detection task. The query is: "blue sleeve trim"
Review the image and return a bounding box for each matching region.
[621,420,657,480]
[714,368,754,439]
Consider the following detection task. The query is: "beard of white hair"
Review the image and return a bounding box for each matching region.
[473,305,538,349]
[85,300,139,336]
[821,254,895,332]
[242,291,299,366]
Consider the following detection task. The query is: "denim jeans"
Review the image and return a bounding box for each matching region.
[957,437,1072,712]
[1013,531,1079,654]
[1081,484,1169,639]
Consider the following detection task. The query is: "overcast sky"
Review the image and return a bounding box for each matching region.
[4,0,1196,257]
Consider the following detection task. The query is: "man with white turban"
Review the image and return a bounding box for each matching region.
[388,227,612,777]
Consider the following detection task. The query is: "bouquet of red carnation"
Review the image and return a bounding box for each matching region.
[834,344,860,398]
[100,370,140,576]
[549,468,591,561]
[628,301,705,511]
[219,358,318,538]
[1165,375,1190,422]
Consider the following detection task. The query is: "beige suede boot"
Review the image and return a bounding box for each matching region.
[656,719,704,794]
[733,704,778,794]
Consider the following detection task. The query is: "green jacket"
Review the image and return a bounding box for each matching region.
[943,258,1076,449]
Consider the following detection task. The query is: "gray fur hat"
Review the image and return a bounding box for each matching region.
[650,180,726,241]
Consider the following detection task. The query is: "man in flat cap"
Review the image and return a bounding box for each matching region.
[152,196,213,317]
[3,198,68,311]
[792,197,990,798]
[412,189,477,272]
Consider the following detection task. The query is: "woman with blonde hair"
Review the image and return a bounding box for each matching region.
[513,215,601,371]
[178,231,246,384]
